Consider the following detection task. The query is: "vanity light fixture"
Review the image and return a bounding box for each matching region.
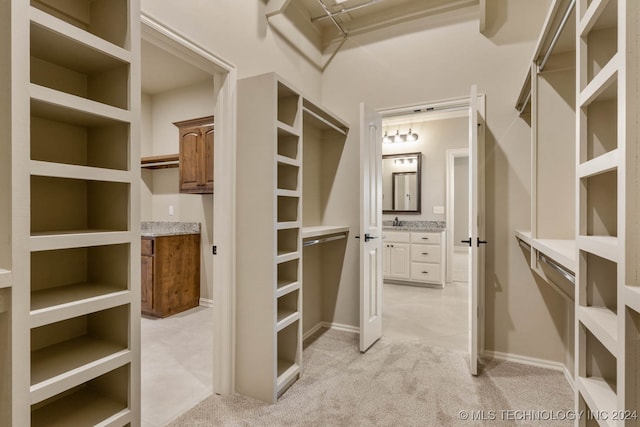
[382,129,419,143]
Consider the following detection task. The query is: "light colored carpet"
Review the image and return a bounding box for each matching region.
[168,328,573,426]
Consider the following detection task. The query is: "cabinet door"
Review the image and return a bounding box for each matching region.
[141,255,154,312]
[179,126,201,193]
[389,243,410,279]
[203,125,214,192]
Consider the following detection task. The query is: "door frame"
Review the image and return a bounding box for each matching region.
[445,148,470,284]
[377,93,485,360]
[140,14,237,396]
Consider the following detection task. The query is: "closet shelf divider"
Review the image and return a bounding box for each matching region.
[576,377,618,427]
[578,0,615,36]
[577,56,619,107]
[577,149,619,179]
[576,236,618,263]
[276,121,300,137]
[577,306,618,355]
[30,161,132,183]
[29,231,132,252]
[0,270,11,289]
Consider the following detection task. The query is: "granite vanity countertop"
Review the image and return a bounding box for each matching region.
[382,220,446,233]
[141,221,201,237]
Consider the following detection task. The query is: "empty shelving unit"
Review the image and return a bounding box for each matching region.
[575,0,640,424]
[4,0,141,424]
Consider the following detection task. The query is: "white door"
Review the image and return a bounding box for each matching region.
[467,85,485,375]
[359,103,383,352]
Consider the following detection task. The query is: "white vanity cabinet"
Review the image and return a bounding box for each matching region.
[383,229,446,287]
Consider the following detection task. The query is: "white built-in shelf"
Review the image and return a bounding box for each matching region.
[30,84,131,124]
[30,97,121,127]
[577,235,618,263]
[276,360,300,393]
[625,286,640,314]
[301,225,349,239]
[30,161,131,183]
[276,251,299,264]
[31,387,130,427]
[515,230,532,245]
[578,0,617,36]
[30,284,129,328]
[0,269,11,289]
[29,6,132,64]
[30,337,130,404]
[276,221,301,230]
[276,281,300,299]
[578,149,619,179]
[30,230,132,252]
[578,306,618,356]
[578,55,619,107]
[276,155,300,167]
[576,377,618,427]
[276,121,300,137]
[276,310,299,331]
[302,96,349,134]
[276,189,301,198]
[532,239,576,273]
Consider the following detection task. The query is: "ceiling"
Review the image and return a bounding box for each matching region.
[141,39,212,95]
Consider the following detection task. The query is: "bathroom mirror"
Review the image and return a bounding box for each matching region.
[382,152,421,214]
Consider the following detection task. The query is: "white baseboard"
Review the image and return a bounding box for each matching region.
[303,321,359,341]
[483,350,574,390]
[199,298,214,308]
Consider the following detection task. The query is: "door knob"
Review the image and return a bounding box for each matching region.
[461,238,472,247]
[477,238,488,247]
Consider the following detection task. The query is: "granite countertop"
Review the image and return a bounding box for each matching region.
[141,221,201,237]
[382,220,446,233]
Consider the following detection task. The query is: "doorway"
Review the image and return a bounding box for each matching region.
[446,148,470,284]
[139,14,236,424]
[379,108,470,352]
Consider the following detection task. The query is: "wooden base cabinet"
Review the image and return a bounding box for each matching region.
[141,234,200,317]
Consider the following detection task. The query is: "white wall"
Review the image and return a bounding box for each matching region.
[141,79,215,300]
[382,116,468,221]
[320,5,571,363]
[453,156,469,247]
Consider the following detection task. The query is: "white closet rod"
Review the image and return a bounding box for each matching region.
[538,0,575,72]
[303,107,348,136]
[303,234,346,247]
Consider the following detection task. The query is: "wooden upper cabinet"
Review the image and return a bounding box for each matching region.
[174,116,214,194]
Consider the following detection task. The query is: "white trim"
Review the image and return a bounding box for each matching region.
[302,322,360,341]
[140,16,237,397]
[483,350,575,390]
[199,298,214,308]
[445,148,469,284]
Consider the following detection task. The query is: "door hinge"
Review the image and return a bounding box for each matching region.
[212,245,217,255]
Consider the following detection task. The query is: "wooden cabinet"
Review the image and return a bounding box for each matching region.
[174,116,214,194]
[141,234,201,318]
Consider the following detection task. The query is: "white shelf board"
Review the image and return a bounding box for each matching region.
[276,281,300,299]
[578,306,618,356]
[578,0,617,36]
[624,286,640,314]
[31,160,132,183]
[30,230,132,252]
[276,121,300,137]
[31,336,130,404]
[276,360,300,392]
[515,230,532,245]
[31,387,130,427]
[276,310,300,332]
[276,251,300,264]
[31,97,122,127]
[302,98,349,133]
[301,225,349,239]
[0,269,11,288]
[576,377,618,427]
[532,238,576,273]
[276,221,301,230]
[30,84,131,124]
[276,189,300,198]
[29,6,132,64]
[578,149,619,179]
[577,236,618,263]
[578,54,619,108]
[30,284,130,328]
[276,155,300,167]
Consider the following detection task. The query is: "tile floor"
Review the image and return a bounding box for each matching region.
[141,279,468,425]
[141,306,213,427]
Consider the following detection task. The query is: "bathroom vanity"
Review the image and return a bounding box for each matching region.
[383,223,446,287]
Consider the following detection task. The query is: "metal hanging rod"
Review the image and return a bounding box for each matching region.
[303,234,346,247]
[518,239,531,252]
[517,90,531,116]
[539,0,575,72]
[311,0,385,23]
[538,252,575,285]
[303,107,348,135]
